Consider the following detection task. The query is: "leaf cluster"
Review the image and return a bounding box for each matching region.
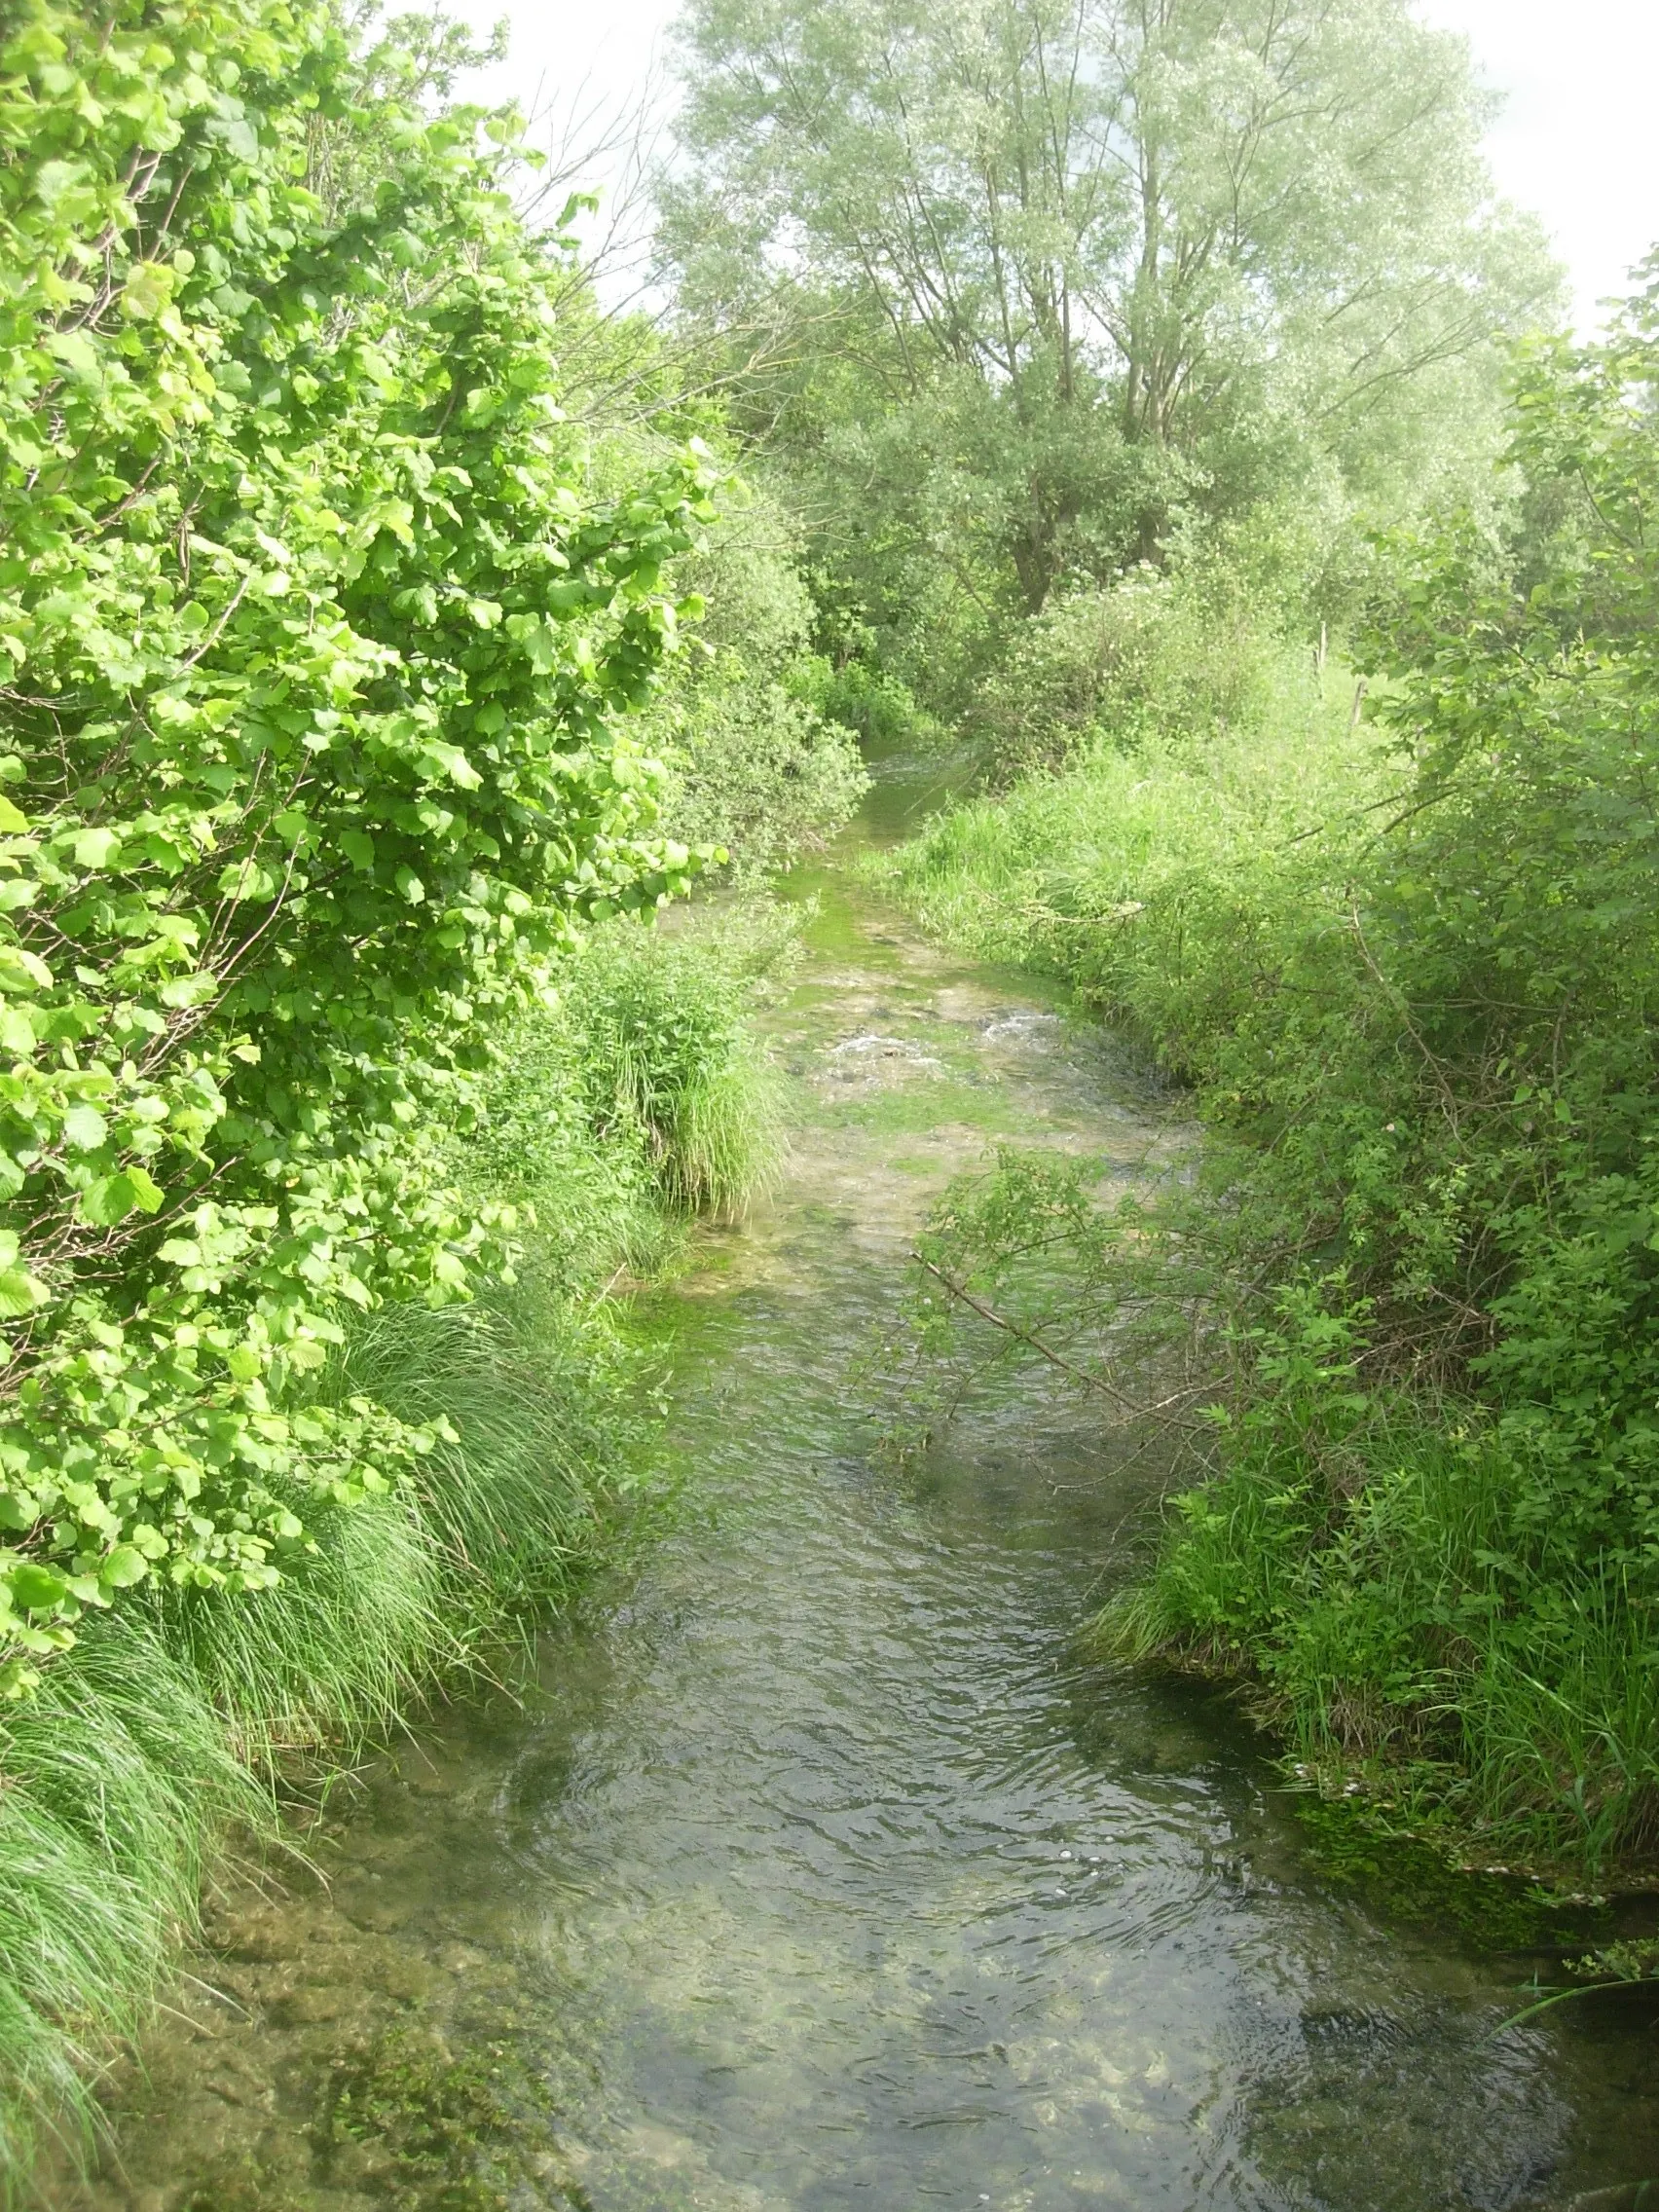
[0,0,719,1688]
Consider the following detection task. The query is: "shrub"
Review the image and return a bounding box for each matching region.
[968,566,1276,776]
[0,0,716,1690]
[650,490,871,879]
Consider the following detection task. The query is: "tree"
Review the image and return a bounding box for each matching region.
[663,0,1558,619]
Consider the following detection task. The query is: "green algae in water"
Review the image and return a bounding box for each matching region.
[318,2023,590,2211]
[168,2021,593,2212]
[1293,1796,1612,1954]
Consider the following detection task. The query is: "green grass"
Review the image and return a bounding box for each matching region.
[881,644,1659,1880]
[0,902,794,2197]
[483,906,793,1229]
[0,1611,276,2194]
[873,654,1386,1080]
[1099,1411,1659,1871]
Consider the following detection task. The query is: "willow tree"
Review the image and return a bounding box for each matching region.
[664,0,1557,622]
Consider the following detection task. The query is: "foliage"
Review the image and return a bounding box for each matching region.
[0,869,790,2191]
[0,0,721,1690]
[552,907,791,1217]
[0,0,824,2185]
[663,0,1559,707]
[650,490,870,880]
[967,561,1278,775]
[880,265,1659,1871]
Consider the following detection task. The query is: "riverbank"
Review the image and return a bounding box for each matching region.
[4,910,790,2200]
[52,807,1659,2210]
[873,607,1659,1889]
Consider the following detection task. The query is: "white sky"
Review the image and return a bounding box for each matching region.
[453,0,1659,334]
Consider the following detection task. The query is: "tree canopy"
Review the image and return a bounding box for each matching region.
[665,0,1558,625]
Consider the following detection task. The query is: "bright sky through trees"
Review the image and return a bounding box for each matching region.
[456,0,1659,333]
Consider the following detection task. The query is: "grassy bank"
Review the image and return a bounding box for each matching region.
[876,310,1659,1879]
[0,908,787,2194]
[882,699,1659,1875]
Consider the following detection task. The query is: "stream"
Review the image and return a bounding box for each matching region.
[62,752,1659,2211]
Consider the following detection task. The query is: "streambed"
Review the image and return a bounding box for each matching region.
[60,762,1659,2211]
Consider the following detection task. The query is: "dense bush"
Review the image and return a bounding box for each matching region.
[882,270,1659,1872]
[0,0,719,1689]
[967,566,1286,778]
[651,492,869,880]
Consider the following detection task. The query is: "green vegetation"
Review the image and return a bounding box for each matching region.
[0,893,786,2185]
[664,0,1556,713]
[317,2023,584,2211]
[0,0,811,2186]
[875,278,1659,1882]
[9,0,1659,2181]
[665,0,1659,1883]
[648,492,871,883]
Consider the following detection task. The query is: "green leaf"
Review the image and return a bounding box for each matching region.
[61,1105,107,1150]
[45,330,99,385]
[72,827,122,869]
[420,740,482,791]
[0,945,52,993]
[98,1545,149,1591]
[217,860,276,902]
[0,1266,49,1318]
[10,1564,68,1614]
[121,263,173,320]
[81,1167,164,1228]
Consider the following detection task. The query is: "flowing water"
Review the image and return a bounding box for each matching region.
[63,754,1659,2211]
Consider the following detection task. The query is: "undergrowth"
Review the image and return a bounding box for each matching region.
[877,279,1659,1883]
[0,903,791,2197]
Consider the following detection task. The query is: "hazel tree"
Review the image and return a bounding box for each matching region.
[0,0,717,1689]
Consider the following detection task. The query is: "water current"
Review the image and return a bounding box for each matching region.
[62,752,1659,2211]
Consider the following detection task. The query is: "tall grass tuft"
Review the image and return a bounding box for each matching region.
[555,908,790,1220]
[0,1612,276,2190]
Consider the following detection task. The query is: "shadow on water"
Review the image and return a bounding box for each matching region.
[57,749,1659,2211]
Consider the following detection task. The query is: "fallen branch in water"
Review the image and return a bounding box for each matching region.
[909,1252,1141,1416]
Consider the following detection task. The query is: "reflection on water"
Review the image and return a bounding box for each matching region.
[60,765,1659,2209]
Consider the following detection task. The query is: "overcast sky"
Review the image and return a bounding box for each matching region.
[452,0,1659,335]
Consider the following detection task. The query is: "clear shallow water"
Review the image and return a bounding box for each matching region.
[63,771,1659,2212]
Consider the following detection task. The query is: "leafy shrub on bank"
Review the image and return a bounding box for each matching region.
[0,0,719,1690]
[0,894,792,2188]
[652,492,870,880]
[968,565,1280,777]
[883,265,1659,1872]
